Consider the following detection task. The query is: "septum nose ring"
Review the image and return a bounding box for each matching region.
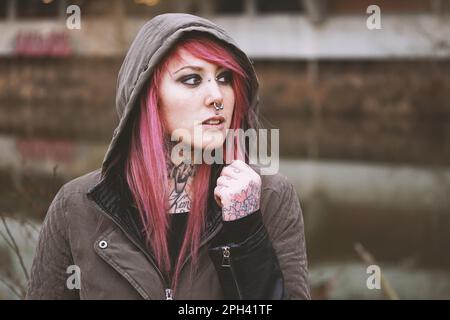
[213,102,224,111]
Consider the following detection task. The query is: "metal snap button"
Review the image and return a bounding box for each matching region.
[99,240,108,249]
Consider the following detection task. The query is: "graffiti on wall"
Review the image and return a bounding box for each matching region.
[14,31,72,57]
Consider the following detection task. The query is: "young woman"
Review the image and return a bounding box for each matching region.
[26,13,310,300]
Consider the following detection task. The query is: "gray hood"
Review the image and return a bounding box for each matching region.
[101,13,260,175]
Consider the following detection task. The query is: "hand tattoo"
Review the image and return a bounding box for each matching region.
[222,181,260,221]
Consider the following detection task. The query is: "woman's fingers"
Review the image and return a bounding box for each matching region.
[213,185,224,207]
[216,175,232,186]
[229,159,250,172]
[226,160,255,179]
[220,165,240,179]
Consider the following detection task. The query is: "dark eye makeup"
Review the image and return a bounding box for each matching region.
[179,74,201,86]
[178,70,233,87]
[216,70,233,84]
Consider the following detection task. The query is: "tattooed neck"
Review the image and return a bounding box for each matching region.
[167,161,195,183]
[166,160,196,214]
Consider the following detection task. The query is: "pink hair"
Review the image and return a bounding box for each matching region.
[125,34,251,290]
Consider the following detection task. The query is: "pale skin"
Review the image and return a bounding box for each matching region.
[159,48,261,219]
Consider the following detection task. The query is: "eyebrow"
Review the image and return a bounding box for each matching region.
[173,65,227,75]
[173,65,203,74]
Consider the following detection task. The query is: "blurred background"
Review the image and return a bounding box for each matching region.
[0,0,449,299]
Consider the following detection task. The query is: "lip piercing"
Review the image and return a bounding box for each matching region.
[214,102,224,111]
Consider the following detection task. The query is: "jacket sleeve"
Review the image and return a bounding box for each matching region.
[208,210,285,300]
[26,186,79,300]
[263,180,311,299]
[208,179,310,300]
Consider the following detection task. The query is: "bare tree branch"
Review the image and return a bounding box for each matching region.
[0,228,15,251]
[0,216,29,281]
[354,242,400,300]
[0,276,23,299]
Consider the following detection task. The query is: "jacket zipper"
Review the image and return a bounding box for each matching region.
[221,246,243,299]
[221,246,231,267]
[165,288,173,300]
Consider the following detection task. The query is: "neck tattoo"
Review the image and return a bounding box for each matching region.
[167,161,195,214]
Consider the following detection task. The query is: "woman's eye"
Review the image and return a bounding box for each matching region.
[181,75,201,86]
[217,71,232,84]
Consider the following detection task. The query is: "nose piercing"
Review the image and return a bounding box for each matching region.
[214,102,224,111]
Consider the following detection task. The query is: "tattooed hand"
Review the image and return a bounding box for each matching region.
[214,160,261,221]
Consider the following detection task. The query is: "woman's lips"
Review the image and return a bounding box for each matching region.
[202,122,225,130]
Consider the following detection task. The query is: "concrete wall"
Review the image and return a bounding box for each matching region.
[0,14,449,58]
[0,58,448,165]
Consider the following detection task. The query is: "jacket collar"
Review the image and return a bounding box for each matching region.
[86,163,224,260]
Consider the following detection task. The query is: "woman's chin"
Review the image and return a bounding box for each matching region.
[199,132,225,150]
